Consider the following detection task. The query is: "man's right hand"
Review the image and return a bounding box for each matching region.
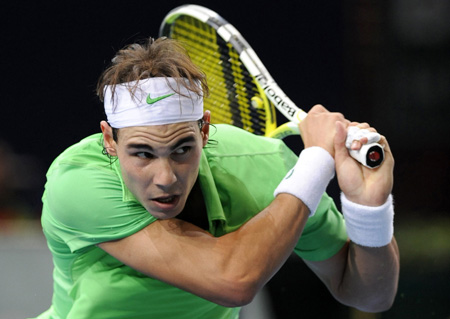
[298,104,349,157]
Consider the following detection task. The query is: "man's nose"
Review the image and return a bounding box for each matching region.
[153,159,177,188]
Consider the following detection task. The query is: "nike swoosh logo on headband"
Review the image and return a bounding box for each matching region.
[146,93,175,104]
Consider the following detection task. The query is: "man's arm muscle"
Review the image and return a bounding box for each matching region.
[99,194,309,307]
[304,237,400,312]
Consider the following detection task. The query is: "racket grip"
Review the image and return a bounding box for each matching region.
[348,143,385,169]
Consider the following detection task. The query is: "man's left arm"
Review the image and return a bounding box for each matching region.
[304,121,400,312]
[304,237,399,312]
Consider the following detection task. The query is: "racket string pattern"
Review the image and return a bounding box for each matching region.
[166,15,270,136]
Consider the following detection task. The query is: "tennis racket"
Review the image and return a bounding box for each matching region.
[159,4,384,168]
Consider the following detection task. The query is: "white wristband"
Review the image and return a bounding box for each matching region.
[274,147,335,216]
[341,193,394,247]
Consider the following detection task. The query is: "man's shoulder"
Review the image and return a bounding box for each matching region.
[202,124,298,173]
[48,133,109,172]
[211,124,286,151]
[213,124,266,138]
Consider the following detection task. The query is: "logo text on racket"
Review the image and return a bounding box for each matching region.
[255,74,296,117]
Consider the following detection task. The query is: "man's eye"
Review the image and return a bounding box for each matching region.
[174,146,191,155]
[135,152,153,159]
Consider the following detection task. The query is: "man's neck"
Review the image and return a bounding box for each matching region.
[177,178,209,230]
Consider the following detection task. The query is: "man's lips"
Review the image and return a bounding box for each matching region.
[153,195,177,203]
[151,194,181,208]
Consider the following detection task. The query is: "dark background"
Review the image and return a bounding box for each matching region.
[1,0,449,318]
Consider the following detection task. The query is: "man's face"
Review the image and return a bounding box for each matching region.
[103,120,208,219]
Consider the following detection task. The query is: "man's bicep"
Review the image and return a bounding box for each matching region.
[97,218,220,293]
[99,219,190,276]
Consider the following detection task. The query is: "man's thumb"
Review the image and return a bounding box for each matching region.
[334,121,347,151]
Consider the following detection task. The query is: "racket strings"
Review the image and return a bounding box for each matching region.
[165,16,268,135]
[217,43,269,132]
[221,44,264,131]
[169,18,238,124]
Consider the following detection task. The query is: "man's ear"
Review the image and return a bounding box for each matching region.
[100,121,117,156]
[201,111,210,147]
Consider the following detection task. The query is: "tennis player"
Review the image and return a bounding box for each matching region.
[34,37,399,319]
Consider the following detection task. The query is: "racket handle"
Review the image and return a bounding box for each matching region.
[269,123,385,168]
[348,143,385,169]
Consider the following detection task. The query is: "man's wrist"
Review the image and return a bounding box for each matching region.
[341,193,394,247]
[274,147,335,216]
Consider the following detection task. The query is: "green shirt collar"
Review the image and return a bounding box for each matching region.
[198,151,227,236]
[112,159,138,203]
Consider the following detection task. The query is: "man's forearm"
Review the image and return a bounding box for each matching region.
[339,238,400,312]
[304,236,399,313]
[211,194,310,305]
[336,192,399,312]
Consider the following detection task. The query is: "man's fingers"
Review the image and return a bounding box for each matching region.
[346,126,381,149]
[308,104,328,114]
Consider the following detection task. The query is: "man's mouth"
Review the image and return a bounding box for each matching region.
[151,194,182,207]
[154,196,177,204]
[149,194,183,216]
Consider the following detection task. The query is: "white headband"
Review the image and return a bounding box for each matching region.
[104,77,203,128]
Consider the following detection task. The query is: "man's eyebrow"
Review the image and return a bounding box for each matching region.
[126,144,154,151]
[126,136,197,151]
[169,136,197,151]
